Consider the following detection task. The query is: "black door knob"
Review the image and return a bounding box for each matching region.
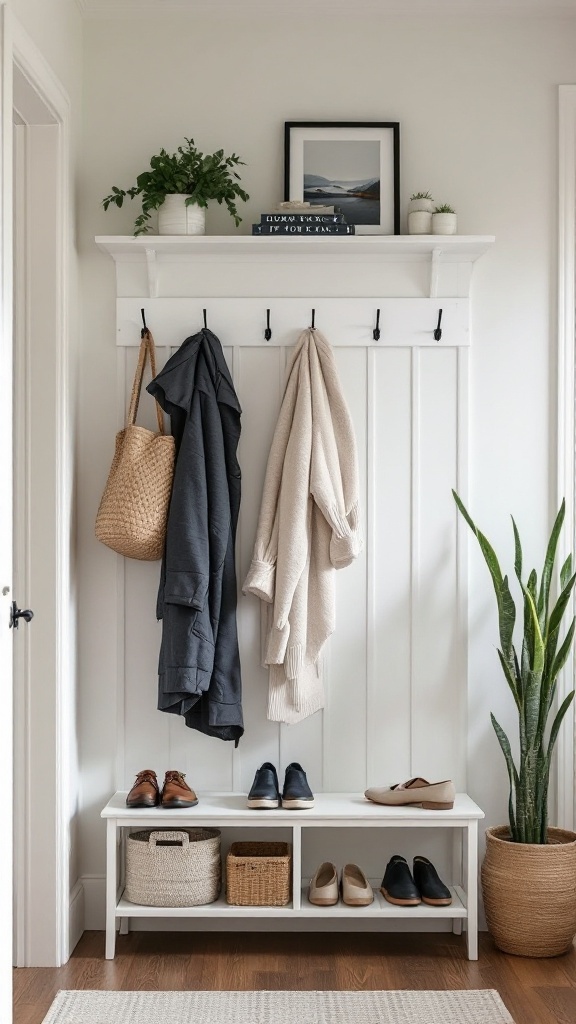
[9,601,34,629]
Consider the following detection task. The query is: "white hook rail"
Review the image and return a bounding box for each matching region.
[116,297,469,348]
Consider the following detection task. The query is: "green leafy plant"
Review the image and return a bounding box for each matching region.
[410,190,434,201]
[434,203,455,214]
[102,137,249,235]
[453,492,575,844]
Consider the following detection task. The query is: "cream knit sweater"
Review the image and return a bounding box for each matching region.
[242,329,362,724]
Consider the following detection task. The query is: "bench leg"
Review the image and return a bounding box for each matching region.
[466,819,479,960]
[105,819,117,959]
[452,828,462,935]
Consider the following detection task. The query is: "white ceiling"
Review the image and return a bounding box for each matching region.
[78,0,576,17]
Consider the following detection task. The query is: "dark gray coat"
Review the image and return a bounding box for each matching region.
[147,328,243,744]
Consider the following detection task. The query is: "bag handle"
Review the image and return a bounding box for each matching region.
[127,329,165,435]
[148,830,190,848]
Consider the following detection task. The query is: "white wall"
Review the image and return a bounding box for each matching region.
[9,0,82,102]
[78,12,576,925]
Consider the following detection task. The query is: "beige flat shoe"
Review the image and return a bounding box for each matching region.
[341,863,373,906]
[365,777,455,810]
[308,861,339,906]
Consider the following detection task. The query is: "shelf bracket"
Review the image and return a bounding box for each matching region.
[429,247,442,298]
[145,247,159,298]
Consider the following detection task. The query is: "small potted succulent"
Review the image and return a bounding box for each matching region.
[102,137,249,236]
[408,190,435,214]
[432,203,457,235]
[408,191,434,234]
[405,191,432,233]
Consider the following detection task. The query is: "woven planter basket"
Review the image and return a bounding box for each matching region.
[226,841,291,906]
[125,828,221,908]
[482,825,576,957]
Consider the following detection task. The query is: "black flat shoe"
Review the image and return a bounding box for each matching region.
[380,855,421,906]
[413,855,452,906]
[247,763,280,809]
[282,762,314,809]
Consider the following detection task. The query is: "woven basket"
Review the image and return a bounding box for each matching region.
[125,828,221,907]
[482,825,576,957]
[95,330,175,561]
[226,842,291,906]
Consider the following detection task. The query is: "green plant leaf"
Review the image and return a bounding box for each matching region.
[497,648,521,712]
[491,713,519,840]
[561,554,573,591]
[511,516,522,582]
[549,617,576,685]
[546,690,575,765]
[453,491,516,664]
[548,571,576,640]
[537,500,565,624]
[521,582,545,674]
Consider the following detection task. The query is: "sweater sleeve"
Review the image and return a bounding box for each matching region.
[267,347,313,631]
[308,334,363,569]
[242,337,305,604]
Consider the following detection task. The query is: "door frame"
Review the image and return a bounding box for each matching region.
[5,6,74,968]
[0,3,14,1016]
[557,84,576,832]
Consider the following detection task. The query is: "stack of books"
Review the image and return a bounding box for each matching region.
[252,203,354,236]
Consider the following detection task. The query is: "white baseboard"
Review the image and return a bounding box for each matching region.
[80,875,477,934]
[69,879,85,954]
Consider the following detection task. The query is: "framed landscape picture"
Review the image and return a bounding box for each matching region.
[284,121,400,234]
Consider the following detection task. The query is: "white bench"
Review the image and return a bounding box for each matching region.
[101,791,484,960]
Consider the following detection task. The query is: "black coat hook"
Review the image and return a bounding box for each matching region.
[373,309,381,342]
[140,307,149,338]
[434,308,443,342]
[203,308,208,330]
[264,309,272,342]
[311,309,316,330]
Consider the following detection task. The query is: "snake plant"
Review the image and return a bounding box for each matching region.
[453,492,576,843]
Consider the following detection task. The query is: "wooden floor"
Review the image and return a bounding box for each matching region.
[13,931,576,1024]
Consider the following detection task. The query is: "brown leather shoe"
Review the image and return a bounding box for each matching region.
[161,770,198,808]
[126,769,160,808]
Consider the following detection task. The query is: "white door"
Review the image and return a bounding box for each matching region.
[0,4,13,1016]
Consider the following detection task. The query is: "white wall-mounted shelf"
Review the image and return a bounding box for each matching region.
[95,234,494,299]
[96,234,494,260]
[101,791,483,961]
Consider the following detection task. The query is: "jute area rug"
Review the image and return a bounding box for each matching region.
[42,989,514,1023]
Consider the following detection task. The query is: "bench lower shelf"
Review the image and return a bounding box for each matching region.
[117,883,467,919]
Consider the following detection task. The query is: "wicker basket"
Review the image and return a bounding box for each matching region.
[125,828,221,907]
[226,841,291,906]
[482,825,576,957]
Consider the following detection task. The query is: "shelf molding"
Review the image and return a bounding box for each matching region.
[96,234,494,300]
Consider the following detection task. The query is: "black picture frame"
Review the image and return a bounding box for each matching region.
[284,121,400,235]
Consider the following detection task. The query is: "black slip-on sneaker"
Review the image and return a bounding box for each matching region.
[413,855,452,906]
[282,762,315,810]
[247,762,280,809]
[380,855,421,906]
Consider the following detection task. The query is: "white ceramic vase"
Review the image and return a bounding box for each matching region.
[432,212,457,235]
[157,194,206,235]
[408,210,432,235]
[408,197,435,214]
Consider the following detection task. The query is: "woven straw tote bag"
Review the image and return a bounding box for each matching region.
[95,330,175,560]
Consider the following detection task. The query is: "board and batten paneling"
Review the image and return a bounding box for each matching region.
[117,322,468,802]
